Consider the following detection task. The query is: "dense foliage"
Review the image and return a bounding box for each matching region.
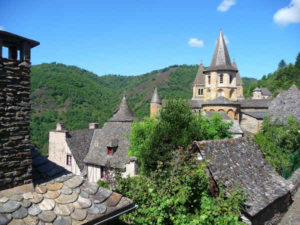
[247,52,300,97]
[116,148,245,225]
[254,116,300,178]
[128,99,232,174]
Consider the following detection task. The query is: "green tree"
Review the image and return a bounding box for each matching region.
[278,59,287,69]
[295,52,300,69]
[116,148,245,225]
[254,115,300,178]
[128,99,232,175]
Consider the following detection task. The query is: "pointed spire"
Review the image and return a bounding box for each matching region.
[193,62,205,85]
[151,88,162,104]
[232,60,243,85]
[109,96,135,122]
[206,30,236,72]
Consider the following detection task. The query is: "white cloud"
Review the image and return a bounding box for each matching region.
[188,38,204,47]
[0,26,4,31]
[217,0,236,12]
[274,0,300,26]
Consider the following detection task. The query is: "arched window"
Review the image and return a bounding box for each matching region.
[219,74,224,84]
[230,75,233,84]
[230,89,234,98]
[198,89,203,95]
[208,76,211,85]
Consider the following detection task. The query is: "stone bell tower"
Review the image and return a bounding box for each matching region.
[203,30,243,101]
[0,31,39,191]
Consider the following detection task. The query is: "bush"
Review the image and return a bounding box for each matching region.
[116,148,245,225]
[128,99,232,174]
[254,115,300,178]
[97,179,110,189]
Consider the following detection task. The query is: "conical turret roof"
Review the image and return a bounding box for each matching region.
[232,60,243,85]
[193,62,205,85]
[206,30,237,72]
[109,96,135,122]
[151,88,162,104]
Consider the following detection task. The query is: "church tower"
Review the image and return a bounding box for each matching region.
[202,30,243,101]
[150,88,162,118]
[192,62,205,100]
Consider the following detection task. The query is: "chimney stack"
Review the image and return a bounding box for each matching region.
[0,31,39,191]
[89,123,99,129]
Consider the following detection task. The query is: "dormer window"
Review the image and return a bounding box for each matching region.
[107,147,113,155]
[220,74,224,84]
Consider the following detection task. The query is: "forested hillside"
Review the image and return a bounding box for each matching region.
[247,53,300,97]
[30,63,256,154]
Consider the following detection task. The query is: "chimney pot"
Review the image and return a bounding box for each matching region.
[89,123,99,129]
[56,123,65,131]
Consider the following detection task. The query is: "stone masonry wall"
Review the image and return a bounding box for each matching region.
[0,58,32,191]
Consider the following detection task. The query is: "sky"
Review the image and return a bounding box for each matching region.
[0,0,299,79]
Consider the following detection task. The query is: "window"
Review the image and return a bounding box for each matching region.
[220,74,224,84]
[208,76,211,85]
[198,89,203,95]
[230,75,233,84]
[66,155,72,166]
[107,147,113,155]
[101,167,107,179]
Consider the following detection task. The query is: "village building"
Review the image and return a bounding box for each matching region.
[84,96,138,183]
[252,87,272,99]
[151,29,274,134]
[0,30,135,224]
[193,137,292,225]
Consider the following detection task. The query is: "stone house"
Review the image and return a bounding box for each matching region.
[48,123,96,176]
[252,87,272,99]
[0,30,135,224]
[49,96,138,183]
[193,137,292,225]
[151,29,273,134]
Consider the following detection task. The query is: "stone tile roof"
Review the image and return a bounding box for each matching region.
[268,85,300,123]
[241,111,267,119]
[203,111,231,120]
[193,63,205,86]
[84,122,132,169]
[109,96,135,122]
[205,30,237,72]
[253,87,272,96]
[189,99,203,108]
[203,96,240,105]
[66,129,95,171]
[239,99,271,108]
[151,88,162,104]
[0,147,135,225]
[194,137,291,218]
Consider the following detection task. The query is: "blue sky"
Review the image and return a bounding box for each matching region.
[0,0,299,79]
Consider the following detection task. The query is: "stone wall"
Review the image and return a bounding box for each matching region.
[0,58,32,191]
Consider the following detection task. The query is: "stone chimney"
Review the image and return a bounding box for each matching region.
[0,31,39,191]
[89,123,99,129]
[56,122,66,131]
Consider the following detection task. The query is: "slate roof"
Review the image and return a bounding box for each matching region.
[84,122,132,169]
[241,111,267,119]
[203,111,231,120]
[239,99,271,109]
[203,96,240,105]
[205,30,237,72]
[194,137,291,217]
[193,63,205,86]
[190,99,203,108]
[253,87,272,96]
[232,61,243,86]
[0,146,135,225]
[268,84,300,123]
[66,129,94,171]
[151,88,162,104]
[109,96,135,122]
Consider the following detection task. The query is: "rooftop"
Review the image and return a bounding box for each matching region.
[0,30,39,48]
